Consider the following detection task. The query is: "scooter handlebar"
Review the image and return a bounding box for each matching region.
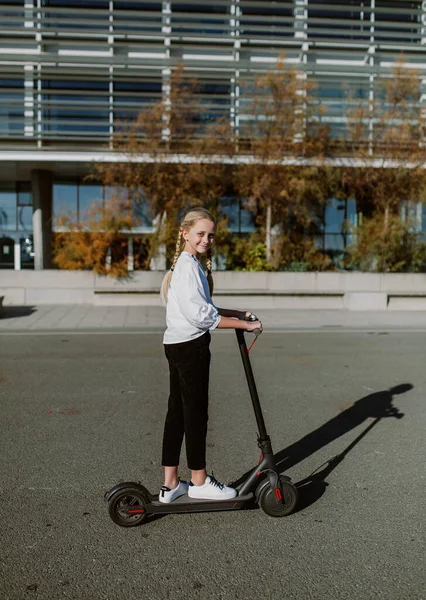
[245,313,258,322]
[244,314,261,330]
[243,314,262,351]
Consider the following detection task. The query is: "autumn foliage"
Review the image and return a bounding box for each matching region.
[53,59,426,275]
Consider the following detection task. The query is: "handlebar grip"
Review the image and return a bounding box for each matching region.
[245,314,258,322]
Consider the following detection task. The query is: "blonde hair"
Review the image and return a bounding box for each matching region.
[160,207,215,305]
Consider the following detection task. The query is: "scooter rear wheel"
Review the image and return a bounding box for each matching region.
[258,477,298,517]
[108,488,149,527]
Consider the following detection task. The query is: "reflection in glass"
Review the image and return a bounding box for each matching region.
[0,187,17,231]
[130,188,153,230]
[322,197,358,262]
[0,1,25,29]
[220,196,239,232]
[325,197,345,234]
[0,107,24,133]
[219,196,256,234]
[346,198,357,246]
[324,233,345,252]
[17,206,33,231]
[104,185,128,203]
[79,184,103,221]
[53,183,77,227]
[17,182,32,206]
[132,204,152,230]
[240,205,256,233]
[20,235,34,269]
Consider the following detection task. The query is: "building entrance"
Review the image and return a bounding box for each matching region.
[0,237,14,269]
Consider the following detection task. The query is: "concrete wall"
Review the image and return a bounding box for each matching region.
[1,270,426,310]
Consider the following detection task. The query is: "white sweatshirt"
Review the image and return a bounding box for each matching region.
[163,251,221,344]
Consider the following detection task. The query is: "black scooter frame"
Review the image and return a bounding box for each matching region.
[105,324,294,519]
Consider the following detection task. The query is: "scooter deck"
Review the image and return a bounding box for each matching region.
[148,492,255,514]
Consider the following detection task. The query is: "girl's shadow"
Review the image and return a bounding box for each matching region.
[231,383,412,512]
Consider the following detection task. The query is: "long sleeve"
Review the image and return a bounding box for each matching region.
[175,259,221,331]
[164,252,222,344]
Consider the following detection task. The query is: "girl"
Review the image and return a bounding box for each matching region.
[159,207,262,503]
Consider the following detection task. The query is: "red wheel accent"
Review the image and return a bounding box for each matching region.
[258,478,298,517]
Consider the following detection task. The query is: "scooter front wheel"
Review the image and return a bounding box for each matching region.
[108,487,149,527]
[258,477,298,517]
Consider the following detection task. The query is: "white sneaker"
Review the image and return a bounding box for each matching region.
[188,475,237,500]
[159,480,189,504]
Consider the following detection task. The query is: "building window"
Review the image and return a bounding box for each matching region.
[129,188,153,230]
[41,0,109,32]
[53,183,78,224]
[0,79,24,135]
[0,237,15,269]
[20,235,34,269]
[52,182,153,231]
[79,184,103,220]
[0,182,33,234]
[17,183,33,232]
[240,2,293,40]
[0,184,17,231]
[113,79,162,122]
[308,0,371,42]
[219,196,256,233]
[0,0,25,29]
[319,197,357,263]
[194,80,232,123]
[41,0,108,6]
[113,1,162,35]
[374,1,421,44]
[172,3,231,37]
[41,79,110,137]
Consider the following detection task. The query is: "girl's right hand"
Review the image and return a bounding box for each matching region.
[245,319,262,332]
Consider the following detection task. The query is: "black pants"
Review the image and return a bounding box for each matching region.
[162,332,211,471]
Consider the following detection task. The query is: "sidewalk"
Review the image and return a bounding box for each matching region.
[1,304,426,332]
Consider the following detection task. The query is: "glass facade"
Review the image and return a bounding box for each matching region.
[52,183,78,223]
[1,1,425,149]
[320,198,358,263]
[52,182,154,230]
[0,237,15,269]
[0,182,33,232]
[1,2,426,270]
[0,185,17,231]
[220,196,256,234]
[0,182,34,269]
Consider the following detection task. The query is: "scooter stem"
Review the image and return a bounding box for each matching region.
[235,328,268,442]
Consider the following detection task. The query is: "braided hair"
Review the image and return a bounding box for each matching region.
[160,207,215,305]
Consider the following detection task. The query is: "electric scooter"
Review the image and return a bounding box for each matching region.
[104,315,298,527]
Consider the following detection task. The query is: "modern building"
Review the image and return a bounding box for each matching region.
[1,0,425,270]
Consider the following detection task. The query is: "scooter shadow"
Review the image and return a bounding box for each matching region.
[229,383,413,514]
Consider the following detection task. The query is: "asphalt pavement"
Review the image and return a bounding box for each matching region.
[0,316,425,599]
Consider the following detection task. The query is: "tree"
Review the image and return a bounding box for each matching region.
[339,60,426,271]
[53,190,137,277]
[54,67,234,275]
[345,212,426,273]
[93,66,233,269]
[235,57,332,267]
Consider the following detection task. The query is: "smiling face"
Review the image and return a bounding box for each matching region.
[182,217,216,257]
